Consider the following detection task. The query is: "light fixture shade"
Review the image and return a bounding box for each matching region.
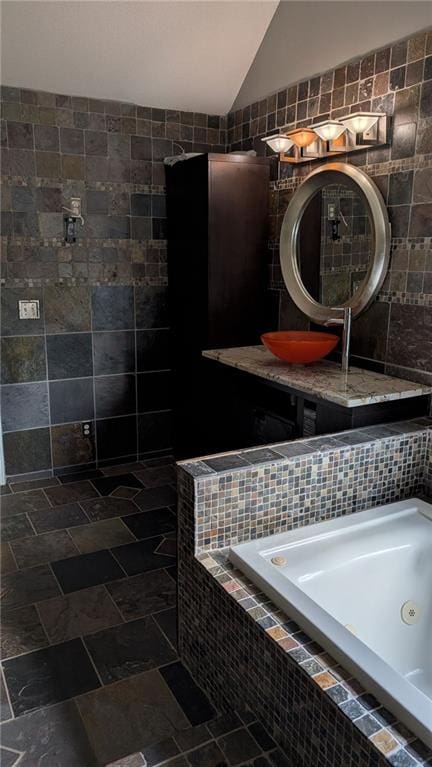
[341,112,380,134]
[313,120,346,142]
[287,128,317,148]
[261,134,294,153]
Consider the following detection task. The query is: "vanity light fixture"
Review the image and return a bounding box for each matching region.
[341,112,380,135]
[312,119,346,142]
[261,134,294,154]
[287,127,317,148]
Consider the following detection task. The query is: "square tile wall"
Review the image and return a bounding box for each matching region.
[227,28,432,385]
[1,85,227,478]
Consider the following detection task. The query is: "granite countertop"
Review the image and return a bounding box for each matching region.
[202,346,432,408]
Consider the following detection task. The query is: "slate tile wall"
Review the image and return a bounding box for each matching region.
[227,28,432,385]
[0,85,227,479]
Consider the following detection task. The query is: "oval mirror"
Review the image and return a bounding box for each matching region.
[279,163,391,324]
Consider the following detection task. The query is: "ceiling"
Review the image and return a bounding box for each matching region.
[0,1,278,115]
[1,1,431,116]
[233,1,432,110]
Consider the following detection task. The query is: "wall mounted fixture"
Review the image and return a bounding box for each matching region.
[262,112,388,164]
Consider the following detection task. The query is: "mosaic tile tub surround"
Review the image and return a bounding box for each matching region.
[177,419,432,766]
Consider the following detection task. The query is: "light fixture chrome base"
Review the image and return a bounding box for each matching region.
[278,114,389,164]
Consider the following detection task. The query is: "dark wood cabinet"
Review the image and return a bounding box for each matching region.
[165,153,272,457]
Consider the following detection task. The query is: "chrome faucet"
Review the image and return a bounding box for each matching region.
[324,306,352,375]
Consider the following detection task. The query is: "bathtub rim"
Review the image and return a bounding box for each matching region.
[230,497,432,748]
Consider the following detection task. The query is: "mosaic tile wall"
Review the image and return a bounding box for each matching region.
[227,29,432,385]
[0,85,226,479]
[177,420,432,766]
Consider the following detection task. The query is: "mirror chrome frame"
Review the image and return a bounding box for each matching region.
[279,163,391,323]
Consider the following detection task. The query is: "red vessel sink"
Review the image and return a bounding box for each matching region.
[261,331,339,364]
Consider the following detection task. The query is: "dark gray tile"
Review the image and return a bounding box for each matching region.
[133,464,176,489]
[204,454,249,472]
[159,661,216,726]
[135,286,169,329]
[90,473,143,496]
[49,378,94,424]
[3,638,100,716]
[122,509,176,540]
[96,415,137,460]
[154,607,177,650]
[409,203,432,237]
[95,374,136,418]
[142,739,180,766]
[92,286,134,330]
[11,529,78,569]
[131,136,152,160]
[76,670,188,766]
[1,383,49,432]
[3,428,52,477]
[137,371,173,412]
[51,422,96,469]
[1,605,48,660]
[46,333,93,379]
[44,286,91,333]
[207,714,243,738]
[45,480,99,506]
[85,129,108,156]
[86,189,109,213]
[0,672,12,723]
[388,171,414,205]
[241,448,283,464]
[0,542,16,576]
[387,304,432,371]
[13,211,39,236]
[36,187,62,212]
[1,287,44,336]
[69,518,135,554]
[136,329,171,371]
[187,742,227,767]
[107,568,176,619]
[1,513,35,543]
[38,584,122,643]
[81,495,139,521]
[34,124,59,151]
[52,549,125,593]
[29,502,87,533]
[218,729,262,764]
[11,186,35,212]
[111,534,175,575]
[351,301,390,362]
[84,615,176,683]
[133,485,177,511]
[131,193,151,216]
[1,489,49,517]
[0,565,60,610]
[138,411,172,454]
[60,127,84,154]
[0,700,98,766]
[7,121,33,150]
[1,337,46,385]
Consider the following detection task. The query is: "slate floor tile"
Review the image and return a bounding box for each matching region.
[77,670,189,766]
[0,543,17,575]
[51,549,126,593]
[1,564,60,610]
[91,473,144,496]
[3,638,101,716]
[208,713,243,738]
[11,530,78,568]
[160,661,215,726]
[187,741,228,767]
[107,569,176,619]
[37,584,123,643]
[0,489,49,517]
[111,535,176,575]
[217,729,262,764]
[1,604,48,660]
[44,480,99,506]
[1,672,12,723]
[174,723,212,751]
[81,496,139,521]
[248,722,276,752]
[84,615,177,683]
[142,738,180,766]
[69,518,136,554]
[28,501,88,533]
[0,749,20,767]
[106,755,146,767]
[111,486,141,499]
[154,607,177,650]
[102,462,145,476]
[1,513,35,542]
[0,700,98,766]
[133,485,177,512]
[11,477,60,493]
[122,508,176,539]
[59,469,103,484]
[134,465,176,488]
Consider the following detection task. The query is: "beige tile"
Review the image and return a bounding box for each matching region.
[370,728,399,755]
[69,518,135,554]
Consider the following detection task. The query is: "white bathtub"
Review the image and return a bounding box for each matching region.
[230,498,432,747]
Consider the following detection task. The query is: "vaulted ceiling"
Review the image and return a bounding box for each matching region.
[1,1,431,116]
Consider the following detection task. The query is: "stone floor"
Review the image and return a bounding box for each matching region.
[0,459,289,767]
